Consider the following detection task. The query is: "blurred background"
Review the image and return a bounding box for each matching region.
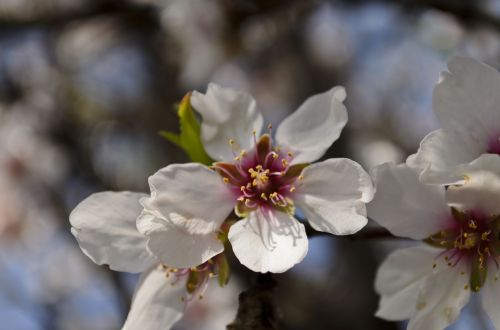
[0,0,499,329]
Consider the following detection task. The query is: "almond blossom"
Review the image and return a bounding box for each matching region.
[137,83,373,273]
[408,56,500,184]
[369,155,500,329]
[70,191,229,330]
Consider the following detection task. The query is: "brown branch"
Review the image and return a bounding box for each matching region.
[227,273,279,330]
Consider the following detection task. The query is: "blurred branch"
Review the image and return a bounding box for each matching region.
[368,0,500,31]
[227,273,279,330]
[0,1,157,27]
[305,221,398,240]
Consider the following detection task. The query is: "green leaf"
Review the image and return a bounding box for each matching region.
[160,92,213,165]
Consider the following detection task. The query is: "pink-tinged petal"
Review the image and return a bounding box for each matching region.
[69,191,157,273]
[446,154,500,215]
[142,163,235,235]
[434,57,500,145]
[481,263,500,329]
[275,86,348,164]
[122,266,186,330]
[407,129,484,185]
[228,208,308,273]
[141,216,224,268]
[369,163,449,240]
[191,83,264,162]
[375,245,439,321]
[294,158,373,235]
[408,260,470,330]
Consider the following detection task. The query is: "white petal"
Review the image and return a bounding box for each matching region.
[434,56,500,143]
[228,208,308,273]
[142,163,235,235]
[375,245,439,321]
[141,214,224,268]
[191,83,264,162]
[275,86,348,164]
[481,265,500,329]
[407,129,484,185]
[408,261,470,330]
[368,163,449,240]
[123,266,185,330]
[294,158,373,235]
[446,154,500,215]
[69,191,156,273]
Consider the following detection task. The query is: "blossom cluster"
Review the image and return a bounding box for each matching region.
[70,56,500,329]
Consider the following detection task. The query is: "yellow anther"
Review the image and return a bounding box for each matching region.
[464,285,469,290]
[269,192,278,199]
[234,156,241,161]
[267,124,273,130]
[287,151,293,157]
[240,186,246,191]
[282,159,288,167]
[237,196,245,202]
[432,263,437,269]
[252,130,257,136]
[240,150,247,157]
[481,230,491,241]
[289,186,296,192]
[223,177,229,183]
[272,153,279,159]
[229,139,235,145]
[463,232,468,238]
[249,166,270,186]
[298,175,304,180]
[468,220,477,229]
[260,193,268,200]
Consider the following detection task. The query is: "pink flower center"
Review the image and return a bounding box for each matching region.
[425,208,500,291]
[487,134,500,155]
[212,133,307,215]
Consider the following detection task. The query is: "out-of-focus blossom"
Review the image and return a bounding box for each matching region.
[159,0,225,87]
[140,83,373,274]
[369,158,500,329]
[408,57,500,184]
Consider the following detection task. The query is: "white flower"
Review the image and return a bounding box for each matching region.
[407,56,500,184]
[70,191,228,330]
[138,83,373,274]
[369,156,500,329]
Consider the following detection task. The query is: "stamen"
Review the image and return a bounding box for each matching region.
[223,177,229,183]
[289,186,296,192]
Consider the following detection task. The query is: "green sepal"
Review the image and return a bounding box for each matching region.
[470,254,488,292]
[217,254,230,288]
[160,92,213,165]
[423,230,458,249]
